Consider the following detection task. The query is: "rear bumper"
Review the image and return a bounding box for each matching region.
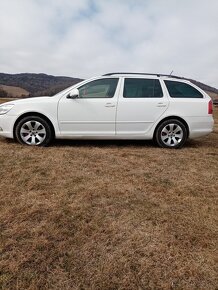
[0,114,15,138]
[186,116,214,139]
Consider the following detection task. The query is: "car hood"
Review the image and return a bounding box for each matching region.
[0,96,52,106]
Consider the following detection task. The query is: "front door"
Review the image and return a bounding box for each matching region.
[58,78,120,136]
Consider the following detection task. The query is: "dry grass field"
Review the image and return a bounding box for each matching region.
[0,98,17,104]
[0,98,217,289]
[0,85,29,98]
[206,91,218,101]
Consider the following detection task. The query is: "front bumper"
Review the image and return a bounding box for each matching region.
[0,114,16,138]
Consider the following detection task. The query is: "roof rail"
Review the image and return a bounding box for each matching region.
[103,72,183,79]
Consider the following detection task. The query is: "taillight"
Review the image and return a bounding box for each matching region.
[208,100,213,114]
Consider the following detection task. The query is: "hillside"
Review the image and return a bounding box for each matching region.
[0,72,217,98]
[0,84,29,98]
[0,73,83,97]
[205,91,218,100]
[188,79,218,94]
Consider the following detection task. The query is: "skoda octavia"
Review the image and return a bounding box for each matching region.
[0,73,214,148]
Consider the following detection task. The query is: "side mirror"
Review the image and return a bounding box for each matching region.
[67,88,79,99]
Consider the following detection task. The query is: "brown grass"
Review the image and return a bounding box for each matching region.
[0,85,29,98]
[0,98,19,104]
[206,91,218,101]
[0,99,217,289]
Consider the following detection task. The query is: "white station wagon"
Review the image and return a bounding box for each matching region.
[0,73,214,148]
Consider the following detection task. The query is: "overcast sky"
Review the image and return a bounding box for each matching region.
[0,0,217,87]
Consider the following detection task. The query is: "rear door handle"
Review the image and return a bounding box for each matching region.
[105,103,115,107]
[157,102,167,107]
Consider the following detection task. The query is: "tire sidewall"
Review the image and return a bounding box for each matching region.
[15,116,53,146]
[155,119,187,149]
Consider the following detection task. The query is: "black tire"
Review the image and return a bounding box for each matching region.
[155,119,187,149]
[15,115,53,146]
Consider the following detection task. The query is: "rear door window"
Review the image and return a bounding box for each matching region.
[165,80,203,98]
[123,78,163,98]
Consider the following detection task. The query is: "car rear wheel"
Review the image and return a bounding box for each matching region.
[15,116,53,146]
[155,119,187,149]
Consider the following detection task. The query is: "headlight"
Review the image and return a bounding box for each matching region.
[0,104,14,115]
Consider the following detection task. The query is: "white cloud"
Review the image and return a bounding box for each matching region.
[0,0,217,87]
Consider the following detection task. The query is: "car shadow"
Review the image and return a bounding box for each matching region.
[0,136,208,149]
[52,139,155,148]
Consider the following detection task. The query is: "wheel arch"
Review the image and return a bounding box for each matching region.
[153,116,190,139]
[13,112,55,140]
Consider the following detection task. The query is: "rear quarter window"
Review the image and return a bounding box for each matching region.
[165,80,203,98]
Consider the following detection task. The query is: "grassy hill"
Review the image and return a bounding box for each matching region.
[0,84,29,98]
[206,91,218,100]
[0,73,83,97]
[0,72,217,99]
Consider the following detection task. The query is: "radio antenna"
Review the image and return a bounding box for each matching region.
[170,70,174,76]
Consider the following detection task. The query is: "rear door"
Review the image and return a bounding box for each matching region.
[116,77,169,136]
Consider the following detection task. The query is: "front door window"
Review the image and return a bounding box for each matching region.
[78,78,119,98]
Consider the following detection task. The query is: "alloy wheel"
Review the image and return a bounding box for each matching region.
[160,123,183,147]
[20,120,46,145]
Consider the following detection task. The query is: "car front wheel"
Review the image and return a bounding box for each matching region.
[15,116,53,146]
[155,119,187,149]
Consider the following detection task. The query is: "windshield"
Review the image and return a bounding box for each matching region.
[54,86,75,97]
[54,79,88,97]
[53,78,103,97]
